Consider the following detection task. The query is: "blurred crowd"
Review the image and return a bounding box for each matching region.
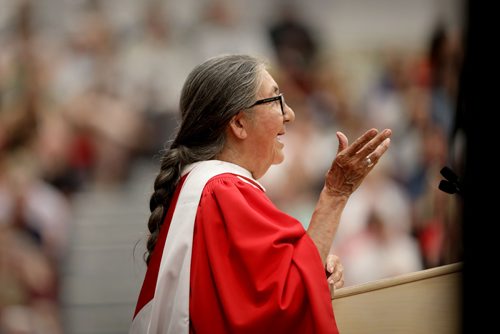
[0,0,464,332]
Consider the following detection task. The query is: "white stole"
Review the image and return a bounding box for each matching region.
[130,160,262,333]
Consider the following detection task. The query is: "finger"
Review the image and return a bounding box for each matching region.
[328,274,340,284]
[329,273,340,284]
[366,137,391,167]
[357,129,392,159]
[329,282,335,299]
[331,267,344,283]
[329,263,344,282]
[344,128,378,157]
[326,254,337,273]
[334,279,344,290]
[336,132,348,153]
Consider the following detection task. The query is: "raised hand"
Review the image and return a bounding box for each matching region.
[325,128,392,198]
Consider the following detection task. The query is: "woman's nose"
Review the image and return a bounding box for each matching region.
[283,103,295,123]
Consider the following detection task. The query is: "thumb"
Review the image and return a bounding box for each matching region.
[326,254,336,273]
[336,131,348,153]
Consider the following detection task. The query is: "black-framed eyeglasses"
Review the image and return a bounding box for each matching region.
[247,93,285,115]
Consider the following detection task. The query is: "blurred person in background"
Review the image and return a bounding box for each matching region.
[0,0,464,332]
[333,163,423,286]
[0,135,68,334]
[0,224,62,334]
[192,0,273,64]
[131,54,392,333]
[268,2,318,85]
[51,1,149,187]
[266,1,319,111]
[0,1,71,332]
[427,22,463,141]
[117,0,192,155]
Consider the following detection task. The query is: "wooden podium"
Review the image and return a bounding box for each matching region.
[332,262,462,333]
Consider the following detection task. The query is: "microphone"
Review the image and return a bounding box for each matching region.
[440,166,459,184]
[439,180,459,194]
[438,166,463,196]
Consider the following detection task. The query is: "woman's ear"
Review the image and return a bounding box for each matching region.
[228,112,248,139]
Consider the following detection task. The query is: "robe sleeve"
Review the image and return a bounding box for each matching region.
[189,174,338,334]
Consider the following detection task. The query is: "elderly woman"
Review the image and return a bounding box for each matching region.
[131,54,391,333]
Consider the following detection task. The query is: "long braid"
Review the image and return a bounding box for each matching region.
[145,147,182,264]
[144,144,223,264]
[144,54,266,265]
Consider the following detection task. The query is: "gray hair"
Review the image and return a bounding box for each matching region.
[145,54,266,264]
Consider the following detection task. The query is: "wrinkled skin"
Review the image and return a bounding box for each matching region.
[325,128,391,197]
[322,128,391,296]
[326,254,344,292]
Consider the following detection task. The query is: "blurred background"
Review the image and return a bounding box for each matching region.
[0,0,466,332]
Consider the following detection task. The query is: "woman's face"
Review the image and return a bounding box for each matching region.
[245,70,295,178]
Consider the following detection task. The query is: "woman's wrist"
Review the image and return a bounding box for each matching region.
[320,186,350,205]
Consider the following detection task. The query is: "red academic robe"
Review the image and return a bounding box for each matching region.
[134,173,339,334]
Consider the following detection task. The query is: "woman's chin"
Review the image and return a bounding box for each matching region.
[272,152,285,165]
